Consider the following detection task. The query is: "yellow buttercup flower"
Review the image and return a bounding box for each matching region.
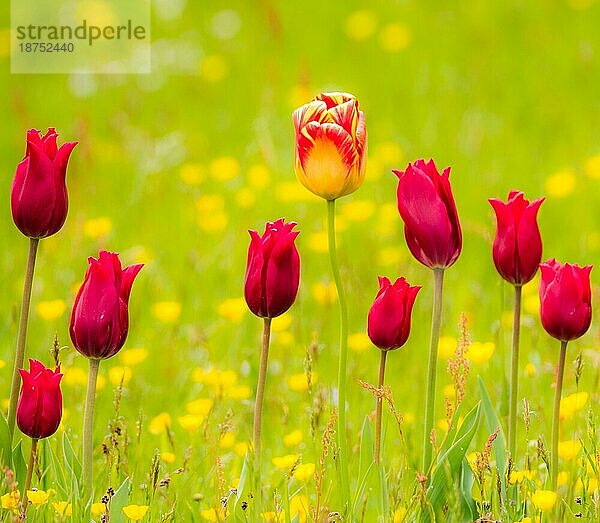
[152,301,181,323]
[234,441,250,456]
[235,188,255,208]
[271,312,292,333]
[340,200,375,222]
[557,471,570,487]
[108,366,132,386]
[438,336,457,359]
[210,156,239,181]
[283,429,303,447]
[557,439,581,461]
[466,342,495,365]
[123,504,149,520]
[376,247,405,266]
[120,347,148,366]
[36,299,66,320]
[91,503,106,516]
[561,391,588,419]
[223,385,252,400]
[1,491,19,510]
[53,501,73,516]
[287,372,317,392]
[217,298,247,323]
[393,507,407,522]
[63,366,88,387]
[509,469,536,484]
[345,10,376,40]
[293,463,315,482]
[186,398,214,416]
[312,281,337,306]
[27,489,49,507]
[272,453,300,470]
[247,164,271,188]
[524,362,537,377]
[219,431,236,449]
[149,412,172,435]
[179,163,205,185]
[276,181,319,203]
[178,414,205,433]
[161,452,176,464]
[83,216,113,239]
[545,168,576,197]
[530,490,557,512]
[379,23,412,52]
[348,332,370,352]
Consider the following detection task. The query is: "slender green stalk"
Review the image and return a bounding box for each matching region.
[20,438,38,519]
[253,317,272,478]
[422,268,445,473]
[374,350,388,465]
[508,285,522,459]
[83,358,100,500]
[551,340,568,490]
[7,238,39,443]
[326,199,351,505]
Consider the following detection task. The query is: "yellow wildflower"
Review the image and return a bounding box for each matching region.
[186,398,213,416]
[217,298,247,323]
[1,491,19,510]
[149,412,172,435]
[272,454,300,470]
[345,10,376,40]
[545,168,576,198]
[120,348,148,366]
[438,336,456,359]
[287,372,317,392]
[108,366,132,386]
[466,342,495,365]
[26,489,49,507]
[312,281,337,306]
[83,217,112,239]
[348,332,371,352]
[123,504,149,520]
[530,490,557,512]
[293,463,315,482]
[178,414,204,433]
[36,300,66,321]
[283,429,303,447]
[91,503,106,516]
[557,440,581,461]
[53,501,73,516]
[152,301,181,323]
[161,452,176,464]
[379,23,412,52]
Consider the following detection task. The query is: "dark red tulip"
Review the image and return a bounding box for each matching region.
[489,191,544,286]
[16,359,63,439]
[539,259,592,342]
[393,159,462,269]
[368,277,421,350]
[11,128,77,238]
[244,219,300,318]
[70,251,143,360]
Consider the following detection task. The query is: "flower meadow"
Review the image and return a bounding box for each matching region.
[1,2,600,523]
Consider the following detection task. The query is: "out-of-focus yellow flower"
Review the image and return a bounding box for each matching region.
[210,156,239,181]
[307,231,330,253]
[247,164,270,188]
[121,348,148,366]
[275,331,294,346]
[348,332,370,352]
[466,452,478,471]
[558,440,581,461]
[36,299,66,321]
[524,362,537,377]
[312,281,337,306]
[200,55,228,82]
[196,194,228,233]
[53,501,72,516]
[272,454,300,470]
[27,489,49,507]
[186,398,213,416]
[108,366,132,386]
[149,412,172,435]
[223,385,252,400]
[509,469,536,484]
[261,511,279,521]
[375,203,400,235]
[466,342,495,365]
[123,504,149,520]
[557,471,570,487]
[234,441,250,456]
[584,153,600,179]
[531,490,557,512]
[289,495,309,523]
[272,313,292,333]
[91,503,106,516]
[178,414,205,432]
[217,298,247,323]
[561,391,588,419]
[0,360,5,369]
[545,168,576,198]
[235,188,255,208]
[438,418,451,432]
[523,294,539,316]
[438,336,457,359]
[1,491,19,510]
[287,372,317,392]
[63,367,88,387]
[161,452,176,464]
[152,301,181,323]
[276,182,319,203]
[393,507,407,522]
[283,429,303,447]
[587,477,599,494]
[379,23,412,52]
[374,141,404,165]
[193,368,238,388]
[293,463,315,482]
[179,163,205,185]
[340,200,375,222]
[219,431,236,449]
[83,217,113,239]
[443,384,455,398]
[345,10,376,40]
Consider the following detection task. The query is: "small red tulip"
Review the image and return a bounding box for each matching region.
[11,128,77,238]
[539,259,592,342]
[70,251,143,360]
[244,219,300,318]
[368,277,421,351]
[393,159,462,269]
[489,191,544,286]
[16,359,63,439]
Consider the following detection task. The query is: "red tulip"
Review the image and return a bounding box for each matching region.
[244,219,300,318]
[368,277,421,350]
[11,128,77,239]
[16,359,62,439]
[539,259,592,342]
[70,251,143,359]
[393,159,462,269]
[489,191,544,285]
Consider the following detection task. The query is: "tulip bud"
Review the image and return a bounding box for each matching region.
[244,219,300,318]
[17,359,63,439]
[539,259,592,342]
[394,159,462,269]
[368,277,421,351]
[489,191,544,286]
[70,251,143,360]
[11,128,77,239]
[293,92,367,200]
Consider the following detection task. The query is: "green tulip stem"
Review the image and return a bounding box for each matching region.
[252,317,272,485]
[83,357,100,501]
[422,268,445,473]
[327,199,351,505]
[508,284,522,459]
[551,340,568,490]
[20,437,38,519]
[7,237,40,443]
[374,350,388,465]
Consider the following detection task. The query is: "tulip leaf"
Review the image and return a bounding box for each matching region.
[0,415,10,467]
[62,432,82,482]
[12,440,27,487]
[424,402,481,522]
[46,438,68,497]
[352,415,375,517]
[234,452,252,519]
[109,477,131,523]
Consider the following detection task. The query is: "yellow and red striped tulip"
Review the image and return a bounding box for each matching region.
[293,92,367,200]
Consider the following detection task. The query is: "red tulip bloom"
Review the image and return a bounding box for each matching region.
[11,128,77,238]
[539,259,592,342]
[394,159,462,269]
[368,277,421,350]
[70,251,143,360]
[16,359,63,439]
[489,191,544,286]
[244,219,300,318]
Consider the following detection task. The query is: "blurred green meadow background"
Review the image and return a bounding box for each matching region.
[1,0,600,521]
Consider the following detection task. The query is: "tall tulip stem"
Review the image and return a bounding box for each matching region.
[551,340,568,490]
[422,268,445,473]
[508,285,522,459]
[83,358,100,500]
[7,237,39,443]
[326,199,351,504]
[374,350,387,465]
[20,437,38,519]
[253,317,272,480]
